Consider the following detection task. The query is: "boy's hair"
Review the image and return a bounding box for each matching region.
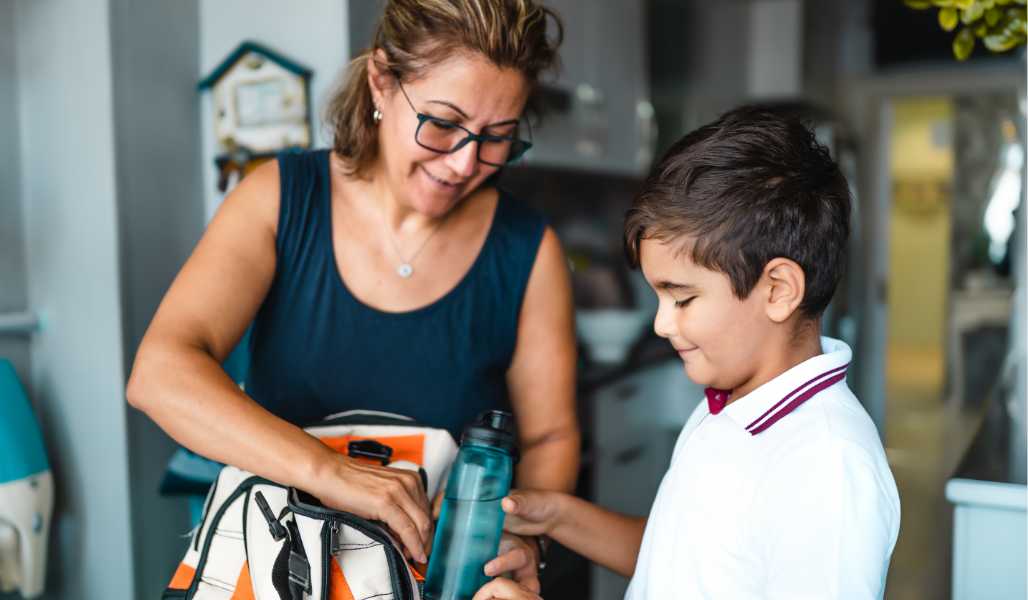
[623,105,851,320]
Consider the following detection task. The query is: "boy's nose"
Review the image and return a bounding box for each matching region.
[653,303,678,339]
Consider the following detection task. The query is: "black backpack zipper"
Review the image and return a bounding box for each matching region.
[288,490,414,600]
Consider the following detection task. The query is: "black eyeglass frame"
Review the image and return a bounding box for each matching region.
[394,78,533,167]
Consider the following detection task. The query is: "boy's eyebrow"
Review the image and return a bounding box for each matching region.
[655,281,700,293]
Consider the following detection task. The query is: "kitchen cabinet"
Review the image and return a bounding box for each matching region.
[589,359,703,600]
[525,0,653,176]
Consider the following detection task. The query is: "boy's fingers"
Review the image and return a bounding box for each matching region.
[470,578,540,600]
[484,544,532,576]
[516,574,541,595]
[501,496,520,514]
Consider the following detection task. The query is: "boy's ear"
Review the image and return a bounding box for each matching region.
[762,258,806,323]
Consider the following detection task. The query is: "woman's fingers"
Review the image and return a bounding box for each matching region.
[393,468,432,514]
[471,578,542,600]
[432,491,445,521]
[378,501,429,564]
[322,456,434,563]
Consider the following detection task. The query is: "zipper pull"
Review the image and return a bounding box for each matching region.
[254,491,287,542]
[330,522,342,556]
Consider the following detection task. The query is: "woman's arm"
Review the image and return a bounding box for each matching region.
[126,162,434,562]
[506,227,580,493]
[484,227,579,588]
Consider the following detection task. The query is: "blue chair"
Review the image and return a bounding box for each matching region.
[0,359,52,598]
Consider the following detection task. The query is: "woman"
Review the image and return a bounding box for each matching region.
[127,0,578,591]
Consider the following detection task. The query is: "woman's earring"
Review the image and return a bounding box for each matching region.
[372,98,383,124]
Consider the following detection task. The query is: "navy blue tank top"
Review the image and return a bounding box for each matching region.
[245,150,547,440]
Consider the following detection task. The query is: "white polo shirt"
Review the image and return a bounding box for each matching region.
[625,337,900,600]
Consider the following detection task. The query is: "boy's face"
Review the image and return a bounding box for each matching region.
[639,238,774,393]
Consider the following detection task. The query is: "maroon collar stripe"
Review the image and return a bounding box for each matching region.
[745,364,849,436]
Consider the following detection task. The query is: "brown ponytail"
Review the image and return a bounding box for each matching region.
[323,0,562,178]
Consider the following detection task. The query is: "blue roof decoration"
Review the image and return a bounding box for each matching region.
[199,41,312,90]
[0,359,49,483]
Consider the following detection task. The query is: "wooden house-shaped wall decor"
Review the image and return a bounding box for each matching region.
[199,42,313,191]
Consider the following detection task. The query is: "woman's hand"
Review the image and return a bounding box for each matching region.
[472,578,543,600]
[432,491,445,520]
[310,453,434,563]
[484,533,541,593]
[499,490,564,538]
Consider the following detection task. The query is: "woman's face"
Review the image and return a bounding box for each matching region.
[369,53,530,217]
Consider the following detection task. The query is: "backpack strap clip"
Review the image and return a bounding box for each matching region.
[347,439,394,465]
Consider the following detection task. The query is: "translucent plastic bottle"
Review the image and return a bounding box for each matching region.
[425,411,518,600]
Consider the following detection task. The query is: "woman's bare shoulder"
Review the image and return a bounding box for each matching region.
[212,158,282,237]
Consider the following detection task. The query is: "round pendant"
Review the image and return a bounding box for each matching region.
[397,263,413,278]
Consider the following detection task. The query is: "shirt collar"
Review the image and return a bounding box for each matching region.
[708,337,852,436]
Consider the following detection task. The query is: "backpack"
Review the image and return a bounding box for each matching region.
[162,411,459,600]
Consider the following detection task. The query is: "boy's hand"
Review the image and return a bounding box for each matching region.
[472,578,543,600]
[500,490,563,538]
[484,533,541,593]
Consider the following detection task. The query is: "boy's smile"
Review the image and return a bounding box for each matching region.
[638,238,821,404]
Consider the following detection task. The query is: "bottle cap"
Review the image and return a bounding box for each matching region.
[461,410,519,460]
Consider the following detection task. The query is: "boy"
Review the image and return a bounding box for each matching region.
[477,106,900,600]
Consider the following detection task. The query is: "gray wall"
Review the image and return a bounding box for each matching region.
[107,1,205,597]
[13,0,135,597]
[0,1,32,392]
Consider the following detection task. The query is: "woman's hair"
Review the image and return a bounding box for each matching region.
[325,0,563,178]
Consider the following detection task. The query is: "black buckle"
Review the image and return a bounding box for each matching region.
[254,491,287,542]
[288,550,310,592]
[347,439,394,465]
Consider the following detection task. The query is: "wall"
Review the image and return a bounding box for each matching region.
[107,1,206,597]
[887,97,952,361]
[0,1,31,390]
[198,0,349,222]
[13,0,135,597]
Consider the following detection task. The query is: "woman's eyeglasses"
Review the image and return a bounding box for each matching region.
[394,79,532,167]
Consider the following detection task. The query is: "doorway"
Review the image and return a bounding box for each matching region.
[881,93,1022,600]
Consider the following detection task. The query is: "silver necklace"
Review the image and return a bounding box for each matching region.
[372,184,447,278]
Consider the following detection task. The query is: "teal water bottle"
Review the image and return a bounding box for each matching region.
[425,411,519,600]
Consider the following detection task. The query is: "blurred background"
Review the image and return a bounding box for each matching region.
[0,0,1024,599]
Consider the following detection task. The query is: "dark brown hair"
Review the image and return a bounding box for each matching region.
[623,105,852,320]
[325,0,562,178]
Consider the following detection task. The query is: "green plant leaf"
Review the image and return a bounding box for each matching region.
[940,6,961,28]
[984,24,1020,48]
[932,0,957,6]
[954,25,976,58]
[972,18,990,34]
[905,0,934,8]
[937,6,960,28]
[962,1,986,22]
[982,0,996,8]
[956,0,977,7]
[986,5,1002,23]
[1010,5,1028,30]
